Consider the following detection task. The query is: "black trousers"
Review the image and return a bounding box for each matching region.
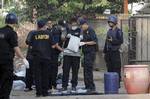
[13,74,25,82]
[104,51,121,82]
[0,61,13,99]
[49,54,59,89]
[62,55,80,88]
[25,59,34,89]
[33,57,50,96]
[83,52,96,90]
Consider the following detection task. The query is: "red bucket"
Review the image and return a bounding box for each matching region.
[124,65,149,94]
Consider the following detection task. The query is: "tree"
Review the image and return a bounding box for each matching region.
[25,0,84,20]
[4,0,12,5]
[24,0,145,21]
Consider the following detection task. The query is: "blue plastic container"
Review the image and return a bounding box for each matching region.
[104,72,119,94]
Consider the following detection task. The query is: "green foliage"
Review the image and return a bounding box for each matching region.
[122,24,129,39]
[4,0,12,6]
[5,0,143,21]
[85,0,109,13]
[0,16,5,28]
[48,0,59,6]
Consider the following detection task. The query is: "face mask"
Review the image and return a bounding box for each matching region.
[71,26,78,30]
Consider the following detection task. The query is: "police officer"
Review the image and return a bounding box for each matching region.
[62,17,81,93]
[103,15,123,86]
[29,19,57,97]
[0,13,29,99]
[80,19,98,93]
[46,19,63,90]
[24,30,35,91]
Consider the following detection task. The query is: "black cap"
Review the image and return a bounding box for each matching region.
[37,19,47,28]
[79,19,87,25]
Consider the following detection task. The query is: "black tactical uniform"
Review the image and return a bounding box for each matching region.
[0,13,18,99]
[103,16,123,85]
[82,27,98,91]
[29,20,56,96]
[48,25,62,89]
[103,27,123,83]
[25,30,35,91]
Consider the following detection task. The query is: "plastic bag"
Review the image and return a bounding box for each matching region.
[12,80,26,91]
[67,35,80,52]
[15,65,26,77]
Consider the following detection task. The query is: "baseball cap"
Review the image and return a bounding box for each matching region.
[37,19,47,28]
[79,19,87,25]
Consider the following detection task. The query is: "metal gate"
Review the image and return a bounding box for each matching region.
[128,15,150,64]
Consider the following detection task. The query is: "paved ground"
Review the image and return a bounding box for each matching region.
[10,67,150,99]
[11,94,150,99]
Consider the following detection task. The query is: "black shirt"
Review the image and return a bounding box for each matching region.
[25,30,35,59]
[0,25,18,63]
[82,27,98,53]
[49,25,63,54]
[30,30,55,60]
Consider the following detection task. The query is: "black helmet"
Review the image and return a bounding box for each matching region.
[108,15,118,24]
[5,13,18,24]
